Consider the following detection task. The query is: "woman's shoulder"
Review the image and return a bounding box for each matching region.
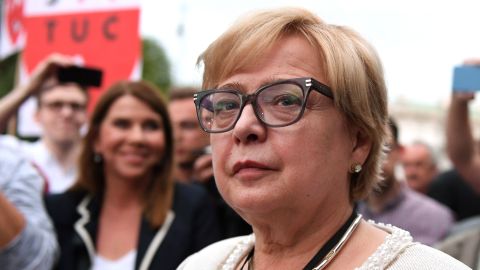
[358,222,470,270]
[45,189,86,206]
[178,235,253,270]
[388,243,471,269]
[44,190,88,223]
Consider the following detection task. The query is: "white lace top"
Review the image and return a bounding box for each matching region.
[178,222,471,270]
[356,222,413,269]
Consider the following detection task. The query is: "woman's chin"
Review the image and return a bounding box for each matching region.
[225,189,281,217]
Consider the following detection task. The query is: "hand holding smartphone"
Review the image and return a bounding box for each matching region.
[452,65,480,92]
[57,66,103,87]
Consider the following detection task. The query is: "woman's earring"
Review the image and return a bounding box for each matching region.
[94,153,103,163]
[350,163,362,173]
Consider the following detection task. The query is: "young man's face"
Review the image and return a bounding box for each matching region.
[35,84,87,145]
[169,98,209,166]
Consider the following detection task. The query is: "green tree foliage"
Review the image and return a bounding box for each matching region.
[141,37,172,96]
[0,52,18,99]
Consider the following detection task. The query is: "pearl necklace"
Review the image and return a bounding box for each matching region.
[221,214,362,270]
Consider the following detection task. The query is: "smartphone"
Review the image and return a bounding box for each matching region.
[452,65,480,92]
[57,66,103,87]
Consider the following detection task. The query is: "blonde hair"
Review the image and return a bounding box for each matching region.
[198,7,388,201]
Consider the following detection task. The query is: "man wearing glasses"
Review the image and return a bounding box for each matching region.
[0,54,87,193]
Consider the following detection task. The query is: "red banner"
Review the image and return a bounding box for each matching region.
[16,1,141,136]
[23,9,141,111]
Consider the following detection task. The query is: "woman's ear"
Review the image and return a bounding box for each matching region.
[351,128,372,165]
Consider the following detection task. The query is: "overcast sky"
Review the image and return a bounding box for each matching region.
[140,0,480,106]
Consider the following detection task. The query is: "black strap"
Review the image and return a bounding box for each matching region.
[240,247,255,270]
[303,211,358,270]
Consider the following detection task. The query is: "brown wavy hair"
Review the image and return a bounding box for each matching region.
[71,80,174,227]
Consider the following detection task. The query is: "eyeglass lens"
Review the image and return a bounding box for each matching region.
[198,82,304,132]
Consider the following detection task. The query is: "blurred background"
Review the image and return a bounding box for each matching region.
[2,0,480,168]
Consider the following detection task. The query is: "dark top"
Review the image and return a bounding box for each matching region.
[200,178,252,238]
[45,183,221,270]
[428,169,480,221]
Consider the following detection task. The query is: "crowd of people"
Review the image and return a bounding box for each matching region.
[0,6,479,270]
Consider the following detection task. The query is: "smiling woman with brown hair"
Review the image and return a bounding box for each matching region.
[46,80,220,270]
[178,7,470,270]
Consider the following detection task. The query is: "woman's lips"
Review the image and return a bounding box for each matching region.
[121,151,148,164]
[232,160,272,176]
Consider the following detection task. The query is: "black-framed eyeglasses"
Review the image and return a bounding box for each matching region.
[194,77,333,133]
[41,101,86,113]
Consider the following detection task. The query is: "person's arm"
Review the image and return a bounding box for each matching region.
[0,82,36,133]
[446,88,480,193]
[0,153,59,270]
[0,54,74,132]
[0,192,25,247]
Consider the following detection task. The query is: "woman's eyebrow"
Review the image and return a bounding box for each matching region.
[218,76,289,91]
[261,76,286,87]
[218,82,244,90]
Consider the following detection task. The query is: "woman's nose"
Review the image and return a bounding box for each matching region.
[232,104,267,144]
[127,125,145,142]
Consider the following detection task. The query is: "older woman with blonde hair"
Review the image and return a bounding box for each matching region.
[179,7,469,270]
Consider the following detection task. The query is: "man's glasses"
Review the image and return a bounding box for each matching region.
[41,101,86,113]
[194,77,333,133]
